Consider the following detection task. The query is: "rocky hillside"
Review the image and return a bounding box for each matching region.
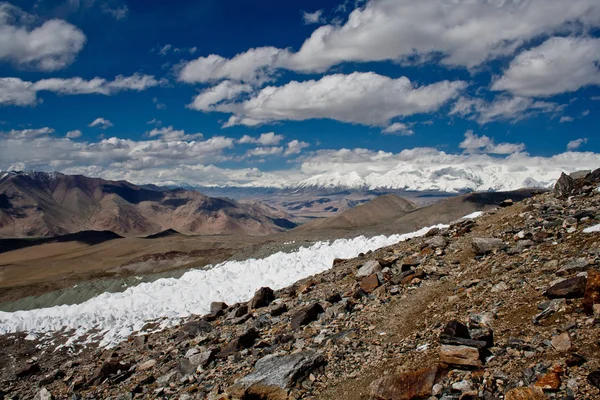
[0,171,295,237]
[2,170,600,399]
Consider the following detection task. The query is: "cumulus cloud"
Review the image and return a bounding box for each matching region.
[188,80,253,111]
[147,126,203,141]
[212,72,466,127]
[492,37,600,97]
[567,138,588,151]
[238,132,284,146]
[284,140,310,156]
[66,130,82,138]
[178,0,600,83]
[88,118,113,129]
[459,130,525,154]
[0,74,162,106]
[1,127,55,139]
[450,96,561,124]
[245,146,283,157]
[382,122,414,136]
[0,3,86,71]
[303,10,325,25]
[178,47,290,85]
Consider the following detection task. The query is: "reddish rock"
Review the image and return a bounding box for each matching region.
[505,387,546,400]
[360,274,381,293]
[534,365,562,391]
[369,365,446,400]
[583,269,600,314]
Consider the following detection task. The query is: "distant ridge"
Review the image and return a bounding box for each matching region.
[144,229,182,239]
[0,171,296,238]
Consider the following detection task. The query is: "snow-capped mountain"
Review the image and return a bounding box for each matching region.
[290,164,571,192]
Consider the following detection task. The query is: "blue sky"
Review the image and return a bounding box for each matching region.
[0,0,599,188]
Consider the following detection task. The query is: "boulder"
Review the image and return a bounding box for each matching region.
[249,287,275,309]
[556,258,589,276]
[15,362,40,378]
[360,274,381,293]
[554,172,575,197]
[570,170,591,180]
[551,332,571,352]
[218,328,259,357]
[545,276,587,299]
[588,371,600,389]
[189,349,216,369]
[291,303,324,329]
[230,351,325,400]
[369,365,447,400]
[357,260,382,278]
[440,345,482,368]
[504,387,546,400]
[210,302,228,314]
[583,269,600,314]
[181,320,212,337]
[471,238,507,255]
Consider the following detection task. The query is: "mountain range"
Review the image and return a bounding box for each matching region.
[0,171,295,238]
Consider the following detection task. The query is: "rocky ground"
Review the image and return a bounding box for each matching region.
[2,170,600,399]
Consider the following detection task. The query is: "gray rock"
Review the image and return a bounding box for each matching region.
[231,351,325,399]
[189,349,216,369]
[210,301,228,314]
[291,303,324,329]
[556,258,589,276]
[356,260,382,278]
[554,172,575,197]
[34,388,53,400]
[570,170,591,180]
[471,238,507,255]
[426,235,447,249]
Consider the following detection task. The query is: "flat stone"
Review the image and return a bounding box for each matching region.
[471,237,507,255]
[230,351,325,400]
[137,359,156,371]
[369,365,446,400]
[249,287,275,309]
[360,274,380,293]
[545,276,587,299]
[356,260,382,278]
[505,387,546,400]
[439,345,481,368]
[290,303,324,329]
[583,269,600,314]
[556,258,589,276]
[189,350,216,369]
[551,332,571,352]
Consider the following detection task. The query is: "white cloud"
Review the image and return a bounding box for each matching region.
[492,37,600,97]
[102,5,129,20]
[66,130,82,138]
[178,47,290,85]
[303,9,325,25]
[459,130,525,155]
[284,140,310,156]
[382,122,414,136]
[245,146,283,157]
[147,126,203,141]
[567,138,588,151]
[188,80,252,111]
[0,3,86,71]
[1,127,54,139]
[560,116,574,123]
[212,72,466,127]
[88,118,113,129]
[238,132,284,146]
[0,77,36,106]
[450,96,561,124]
[158,44,172,56]
[0,74,161,106]
[178,0,600,83]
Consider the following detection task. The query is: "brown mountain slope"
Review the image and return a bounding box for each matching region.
[294,194,417,232]
[0,171,295,237]
[295,189,541,234]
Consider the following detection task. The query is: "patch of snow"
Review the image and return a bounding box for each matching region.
[461,211,484,219]
[0,216,484,348]
[583,224,600,233]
